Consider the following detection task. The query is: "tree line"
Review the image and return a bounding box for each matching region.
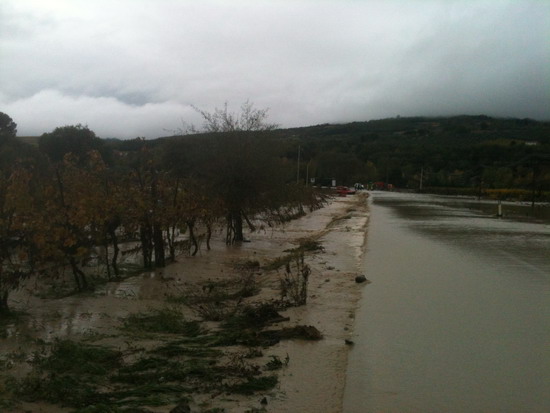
[0,105,324,312]
[280,115,550,196]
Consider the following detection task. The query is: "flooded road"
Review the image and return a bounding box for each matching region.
[343,192,550,413]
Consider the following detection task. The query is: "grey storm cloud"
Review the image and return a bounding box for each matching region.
[0,0,548,138]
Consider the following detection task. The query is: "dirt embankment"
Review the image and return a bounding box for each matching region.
[267,192,370,413]
[1,192,370,413]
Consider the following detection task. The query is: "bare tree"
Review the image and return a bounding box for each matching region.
[193,100,278,133]
[167,101,322,244]
[186,101,281,242]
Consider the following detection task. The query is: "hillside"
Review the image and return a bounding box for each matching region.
[272,115,550,192]
[16,115,550,198]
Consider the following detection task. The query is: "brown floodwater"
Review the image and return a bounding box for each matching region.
[343,192,550,413]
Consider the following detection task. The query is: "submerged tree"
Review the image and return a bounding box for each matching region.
[0,168,32,312]
[188,102,280,242]
[178,101,322,243]
[0,162,57,309]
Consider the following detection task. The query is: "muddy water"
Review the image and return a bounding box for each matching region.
[1,195,369,413]
[343,192,550,413]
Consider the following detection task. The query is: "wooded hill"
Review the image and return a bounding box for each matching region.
[14,115,550,197]
[273,115,550,193]
[112,115,549,197]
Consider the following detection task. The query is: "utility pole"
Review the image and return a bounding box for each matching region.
[296,145,301,184]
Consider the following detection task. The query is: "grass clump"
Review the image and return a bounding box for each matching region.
[109,342,224,390]
[38,339,122,376]
[169,272,260,322]
[264,355,284,371]
[72,404,129,413]
[13,339,198,409]
[123,308,202,336]
[112,355,218,386]
[150,341,221,358]
[17,373,107,407]
[291,238,324,253]
[206,328,262,347]
[259,325,323,342]
[263,255,293,271]
[113,363,183,385]
[229,375,278,395]
[279,253,310,307]
[14,339,121,407]
[264,238,323,271]
[233,259,261,271]
[223,302,287,330]
[107,383,186,407]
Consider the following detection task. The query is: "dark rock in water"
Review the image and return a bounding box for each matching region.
[260,325,323,341]
[170,401,191,413]
[355,274,369,283]
[284,325,323,340]
[345,339,355,345]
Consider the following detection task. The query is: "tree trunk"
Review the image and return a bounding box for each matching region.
[70,259,82,290]
[69,257,87,291]
[242,211,256,232]
[110,230,120,276]
[106,218,120,276]
[226,211,244,244]
[531,165,539,209]
[226,213,234,245]
[187,220,199,256]
[167,226,176,262]
[233,211,244,242]
[153,223,165,267]
[140,223,153,268]
[0,290,9,314]
[104,242,111,280]
[168,179,179,261]
[206,222,212,251]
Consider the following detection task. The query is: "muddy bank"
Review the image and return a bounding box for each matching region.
[267,194,370,413]
[1,192,369,413]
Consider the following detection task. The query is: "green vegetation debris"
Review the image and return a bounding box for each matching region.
[229,375,278,395]
[122,308,202,336]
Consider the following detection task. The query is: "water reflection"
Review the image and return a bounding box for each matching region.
[383,194,550,223]
[379,193,550,286]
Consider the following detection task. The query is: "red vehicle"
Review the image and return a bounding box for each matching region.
[373,182,393,190]
[336,186,356,196]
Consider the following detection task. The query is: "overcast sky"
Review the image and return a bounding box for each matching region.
[1,0,548,139]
